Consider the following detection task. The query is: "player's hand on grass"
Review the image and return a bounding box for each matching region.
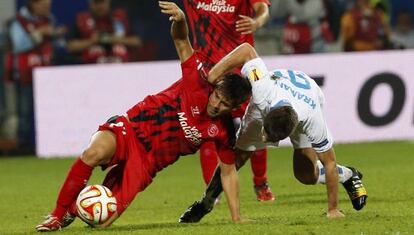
[159,1,185,22]
[236,15,258,35]
[326,209,345,219]
[234,217,255,224]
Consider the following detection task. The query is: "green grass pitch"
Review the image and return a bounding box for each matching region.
[0,141,413,234]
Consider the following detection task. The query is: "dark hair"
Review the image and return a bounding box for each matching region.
[216,73,252,107]
[263,106,298,142]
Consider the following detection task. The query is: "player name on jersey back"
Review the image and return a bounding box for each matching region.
[276,79,317,110]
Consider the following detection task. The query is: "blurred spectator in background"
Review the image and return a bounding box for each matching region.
[389,0,414,26]
[67,0,142,64]
[0,34,5,134]
[2,0,66,154]
[374,1,393,48]
[340,0,391,51]
[323,0,352,41]
[390,11,414,49]
[273,0,334,54]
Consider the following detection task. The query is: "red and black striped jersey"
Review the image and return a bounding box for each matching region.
[126,52,236,172]
[183,0,270,64]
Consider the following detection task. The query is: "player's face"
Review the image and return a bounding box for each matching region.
[30,0,51,17]
[207,89,233,118]
[91,0,111,17]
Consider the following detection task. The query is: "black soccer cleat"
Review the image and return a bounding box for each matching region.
[342,167,368,211]
[178,201,213,223]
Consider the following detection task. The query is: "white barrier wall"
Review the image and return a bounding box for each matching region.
[34,50,414,157]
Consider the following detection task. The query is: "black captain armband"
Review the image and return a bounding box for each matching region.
[106,115,120,124]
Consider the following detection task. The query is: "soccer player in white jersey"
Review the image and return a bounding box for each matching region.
[179,43,368,222]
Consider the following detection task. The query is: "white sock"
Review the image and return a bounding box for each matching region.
[337,164,353,183]
[316,160,353,184]
[316,160,326,184]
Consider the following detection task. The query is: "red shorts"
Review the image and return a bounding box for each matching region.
[98,115,155,215]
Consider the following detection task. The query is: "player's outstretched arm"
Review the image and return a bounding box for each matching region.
[178,149,252,223]
[236,2,269,35]
[317,148,345,219]
[208,43,258,84]
[159,1,193,62]
[220,161,241,222]
[252,2,270,30]
[203,149,252,209]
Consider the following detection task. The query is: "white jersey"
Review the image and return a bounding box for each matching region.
[236,58,333,153]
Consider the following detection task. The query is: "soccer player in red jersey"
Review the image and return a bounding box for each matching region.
[181,0,275,202]
[35,2,252,231]
[67,0,142,64]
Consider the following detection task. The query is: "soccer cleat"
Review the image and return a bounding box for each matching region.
[178,200,213,223]
[342,167,367,211]
[254,182,276,201]
[214,195,221,205]
[35,212,75,232]
[61,212,76,228]
[35,215,63,232]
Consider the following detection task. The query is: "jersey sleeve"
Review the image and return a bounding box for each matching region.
[241,57,274,109]
[241,57,270,83]
[302,109,334,153]
[180,53,198,76]
[215,117,237,165]
[235,101,279,151]
[216,144,236,165]
[181,52,209,83]
[215,133,236,165]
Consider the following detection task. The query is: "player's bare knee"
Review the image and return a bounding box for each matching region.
[294,171,317,185]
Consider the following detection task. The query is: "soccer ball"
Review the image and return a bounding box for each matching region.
[76,185,117,225]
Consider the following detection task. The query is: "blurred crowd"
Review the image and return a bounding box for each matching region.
[0,0,413,155]
[256,0,414,54]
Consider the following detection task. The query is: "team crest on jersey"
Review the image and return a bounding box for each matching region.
[197,0,235,14]
[207,124,219,137]
[178,112,202,145]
